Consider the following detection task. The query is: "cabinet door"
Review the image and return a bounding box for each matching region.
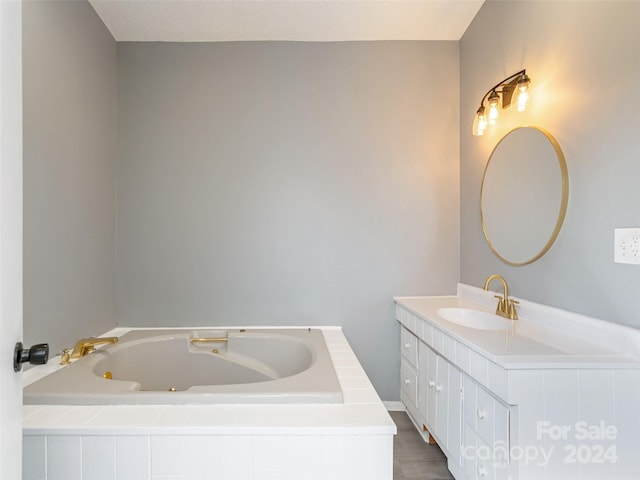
[447,365,463,465]
[435,353,449,448]
[418,339,462,463]
[418,342,439,434]
[418,341,431,428]
[426,347,438,431]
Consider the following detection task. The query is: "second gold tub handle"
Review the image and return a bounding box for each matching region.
[190,337,228,344]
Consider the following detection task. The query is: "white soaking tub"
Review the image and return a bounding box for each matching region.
[24,328,343,405]
[23,326,396,480]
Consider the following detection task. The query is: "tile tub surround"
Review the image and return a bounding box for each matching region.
[22,327,396,480]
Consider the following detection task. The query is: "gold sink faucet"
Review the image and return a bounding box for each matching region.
[483,274,519,320]
[70,336,119,358]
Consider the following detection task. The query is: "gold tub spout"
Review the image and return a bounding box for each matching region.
[483,274,519,320]
[70,336,119,358]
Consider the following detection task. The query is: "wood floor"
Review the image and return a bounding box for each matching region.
[391,411,455,480]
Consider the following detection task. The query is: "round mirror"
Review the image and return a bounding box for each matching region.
[480,126,569,266]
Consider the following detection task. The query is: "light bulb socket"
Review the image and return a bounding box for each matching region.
[487,90,500,107]
[516,73,531,90]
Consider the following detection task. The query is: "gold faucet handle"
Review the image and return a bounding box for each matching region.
[494,294,505,309]
[507,299,520,320]
[59,349,71,365]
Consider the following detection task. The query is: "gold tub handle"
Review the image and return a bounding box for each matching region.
[189,337,228,344]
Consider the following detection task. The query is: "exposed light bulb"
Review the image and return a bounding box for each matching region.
[487,91,500,125]
[516,89,528,112]
[472,106,487,136]
[515,74,531,112]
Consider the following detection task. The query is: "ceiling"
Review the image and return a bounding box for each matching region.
[88,0,484,42]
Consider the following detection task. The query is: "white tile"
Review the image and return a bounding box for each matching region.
[55,406,104,427]
[328,350,357,360]
[355,435,393,480]
[23,435,46,480]
[185,436,219,479]
[253,436,286,471]
[47,436,82,480]
[116,436,150,480]
[331,356,361,368]
[321,436,358,480]
[151,436,186,475]
[83,436,116,480]
[219,436,252,479]
[342,389,381,404]
[22,405,43,420]
[338,376,372,390]
[124,406,164,426]
[24,405,74,428]
[335,366,366,378]
[154,406,196,427]
[286,436,324,480]
[88,406,139,428]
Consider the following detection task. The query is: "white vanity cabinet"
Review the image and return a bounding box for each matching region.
[396,287,640,480]
[400,324,504,480]
[418,341,462,464]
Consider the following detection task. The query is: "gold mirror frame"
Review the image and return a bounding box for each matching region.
[480,126,569,266]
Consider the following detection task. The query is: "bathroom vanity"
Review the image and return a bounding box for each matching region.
[397,284,640,480]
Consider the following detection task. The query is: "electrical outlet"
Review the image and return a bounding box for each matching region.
[614,228,640,265]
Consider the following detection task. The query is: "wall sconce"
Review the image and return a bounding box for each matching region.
[472,70,531,136]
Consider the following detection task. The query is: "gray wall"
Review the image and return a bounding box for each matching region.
[117,42,460,400]
[460,1,640,327]
[23,0,117,353]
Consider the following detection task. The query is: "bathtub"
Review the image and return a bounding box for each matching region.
[23,327,396,480]
[23,328,343,405]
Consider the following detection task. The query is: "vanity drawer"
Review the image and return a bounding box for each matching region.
[463,424,512,480]
[464,375,510,451]
[401,358,419,408]
[401,327,419,368]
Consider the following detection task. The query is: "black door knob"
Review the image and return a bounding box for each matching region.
[14,342,49,372]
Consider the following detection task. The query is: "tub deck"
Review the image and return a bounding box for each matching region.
[22,326,396,480]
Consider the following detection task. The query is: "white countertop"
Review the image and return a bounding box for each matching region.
[394,286,640,369]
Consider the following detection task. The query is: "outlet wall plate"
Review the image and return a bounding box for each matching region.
[614,228,640,265]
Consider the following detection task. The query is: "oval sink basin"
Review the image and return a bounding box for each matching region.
[437,308,513,331]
